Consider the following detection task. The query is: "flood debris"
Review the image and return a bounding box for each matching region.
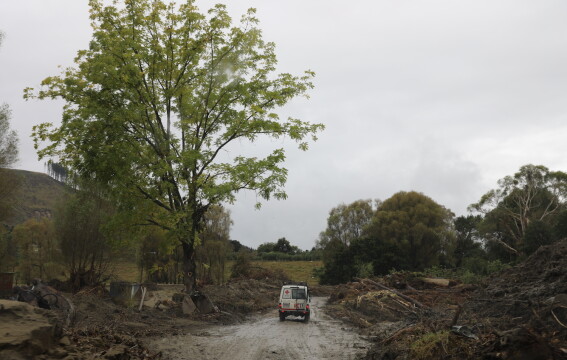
[327,239,567,360]
[12,279,76,326]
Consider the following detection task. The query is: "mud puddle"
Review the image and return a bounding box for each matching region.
[148,297,370,360]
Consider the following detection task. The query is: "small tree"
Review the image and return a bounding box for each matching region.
[196,205,232,284]
[230,250,252,279]
[12,218,59,283]
[54,187,114,291]
[257,242,276,253]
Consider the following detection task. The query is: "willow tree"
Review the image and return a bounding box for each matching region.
[27,0,323,293]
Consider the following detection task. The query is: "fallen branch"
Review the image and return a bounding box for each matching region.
[551,308,567,329]
[355,278,429,310]
[380,324,417,344]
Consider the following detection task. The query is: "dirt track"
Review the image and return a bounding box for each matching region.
[148,297,370,360]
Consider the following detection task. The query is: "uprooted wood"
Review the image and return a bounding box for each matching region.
[354,278,430,310]
[13,279,76,326]
[380,324,418,344]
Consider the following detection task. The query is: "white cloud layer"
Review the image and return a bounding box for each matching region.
[2,0,567,249]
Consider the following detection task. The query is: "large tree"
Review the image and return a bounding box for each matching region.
[316,199,375,250]
[363,191,455,272]
[316,199,375,284]
[27,0,323,292]
[469,164,567,257]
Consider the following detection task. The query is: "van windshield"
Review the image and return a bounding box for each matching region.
[292,288,306,299]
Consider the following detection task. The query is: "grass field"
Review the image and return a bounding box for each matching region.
[248,260,322,285]
[111,261,142,282]
[112,260,323,285]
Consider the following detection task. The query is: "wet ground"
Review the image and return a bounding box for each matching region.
[148,297,370,360]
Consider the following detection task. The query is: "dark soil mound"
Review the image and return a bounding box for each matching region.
[484,239,567,301]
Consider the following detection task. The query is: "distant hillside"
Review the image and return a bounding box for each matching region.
[1,169,72,226]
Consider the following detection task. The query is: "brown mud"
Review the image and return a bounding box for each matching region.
[148,297,370,360]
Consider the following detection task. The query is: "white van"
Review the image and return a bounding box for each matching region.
[278,283,310,322]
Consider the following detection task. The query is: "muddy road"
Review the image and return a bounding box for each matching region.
[149,297,370,360]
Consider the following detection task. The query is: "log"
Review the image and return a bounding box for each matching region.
[421,278,455,287]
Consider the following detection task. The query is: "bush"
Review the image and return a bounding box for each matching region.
[355,262,373,278]
[230,251,252,279]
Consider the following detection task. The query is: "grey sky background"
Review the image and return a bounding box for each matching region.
[2,1,567,250]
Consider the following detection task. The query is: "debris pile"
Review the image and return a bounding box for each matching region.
[328,240,567,359]
[201,278,282,322]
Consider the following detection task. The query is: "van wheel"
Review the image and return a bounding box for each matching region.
[279,313,285,321]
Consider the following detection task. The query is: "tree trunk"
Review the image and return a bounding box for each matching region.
[182,242,197,294]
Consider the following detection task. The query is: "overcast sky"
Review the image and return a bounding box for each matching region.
[2,1,567,250]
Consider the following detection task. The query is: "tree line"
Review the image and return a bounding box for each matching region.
[0,174,239,291]
[316,164,567,285]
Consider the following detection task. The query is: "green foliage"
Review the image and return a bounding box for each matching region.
[230,251,253,279]
[453,215,484,267]
[420,258,511,284]
[54,185,116,291]
[28,0,323,292]
[274,237,299,254]
[364,191,455,272]
[138,228,182,283]
[0,32,18,170]
[316,194,455,284]
[257,242,276,253]
[256,237,308,259]
[0,227,17,272]
[317,199,374,250]
[355,261,373,278]
[318,243,356,285]
[316,199,375,283]
[256,250,320,261]
[470,164,567,258]
[523,220,554,255]
[553,210,567,239]
[0,103,18,169]
[12,218,61,283]
[410,331,450,360]
[196,205,232,284]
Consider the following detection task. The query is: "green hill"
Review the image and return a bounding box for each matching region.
[1,169,72,226]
